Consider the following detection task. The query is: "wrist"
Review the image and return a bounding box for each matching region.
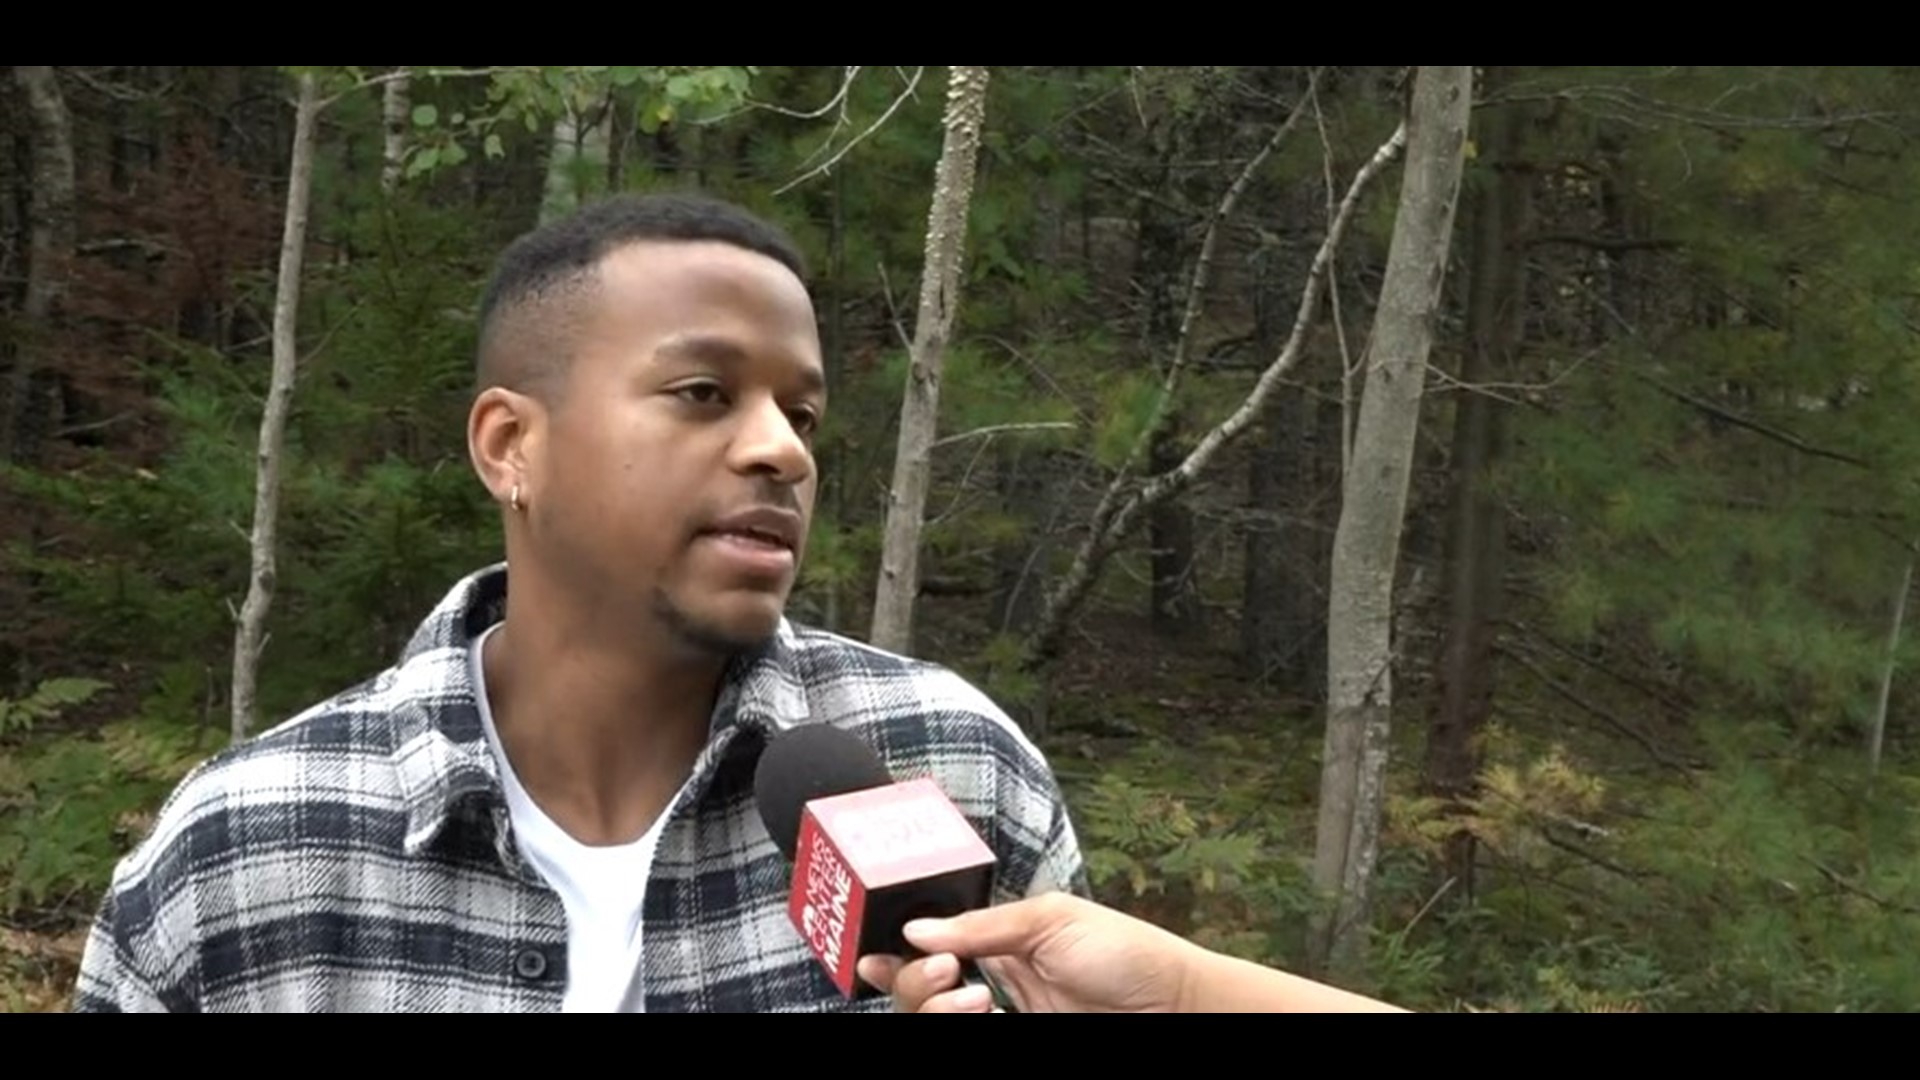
[1169,937,1224,1013]
[1180,947,1410,1013]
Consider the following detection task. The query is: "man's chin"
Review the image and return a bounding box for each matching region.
[654,590,786,656]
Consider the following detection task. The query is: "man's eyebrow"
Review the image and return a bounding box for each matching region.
[654,333,825,394]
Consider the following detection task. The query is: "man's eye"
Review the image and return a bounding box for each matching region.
[789,408,819,434]
[676,383,726,405]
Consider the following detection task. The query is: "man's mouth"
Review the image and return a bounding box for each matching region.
[699,507,802,554]
[706,527,792,551]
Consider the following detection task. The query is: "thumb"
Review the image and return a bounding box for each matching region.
[902,896,1055,958]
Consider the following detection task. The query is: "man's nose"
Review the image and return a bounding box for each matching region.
[731,395,814,484]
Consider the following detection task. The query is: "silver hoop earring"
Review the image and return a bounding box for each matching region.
[509,484,522,513]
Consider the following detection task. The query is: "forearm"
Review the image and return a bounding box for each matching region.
[1178,947,1408,1013]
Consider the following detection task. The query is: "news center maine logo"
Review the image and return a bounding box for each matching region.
[800,830,856,973]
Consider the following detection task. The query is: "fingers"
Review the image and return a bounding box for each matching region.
[856,954,903,993]
[890,951,964,1012]
[901,892,1069,958]
[918,983,996,1013]
[855,951,991,1012]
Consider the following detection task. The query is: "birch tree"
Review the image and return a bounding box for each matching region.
[230,71,321,742]
[1308,65,1475,981]
[382,71,410,194]
[869,66,992,654]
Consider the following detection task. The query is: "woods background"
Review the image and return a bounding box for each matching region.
[5,65,1919,1012]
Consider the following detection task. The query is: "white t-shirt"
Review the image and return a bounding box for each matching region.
[472,623,676,1013]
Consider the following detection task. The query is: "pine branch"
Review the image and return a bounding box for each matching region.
[1637,373,1874,470]
[1497,643,1705,775]
[1806,858,1920,916]
[1502,617,1696,719]
[1539,828,1647,881]
[1525,233,1682,254]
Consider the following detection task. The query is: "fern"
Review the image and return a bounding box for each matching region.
[0,678,109,739]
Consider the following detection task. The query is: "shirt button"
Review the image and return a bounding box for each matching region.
[513,947,549,981]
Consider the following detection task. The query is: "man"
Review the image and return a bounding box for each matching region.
[72,193,1087,1013]
[856,892,1406,1013]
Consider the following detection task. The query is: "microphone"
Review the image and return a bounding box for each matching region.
[753,724,1018,1009]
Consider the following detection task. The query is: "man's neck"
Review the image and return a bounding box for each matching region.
[480,602,728,847]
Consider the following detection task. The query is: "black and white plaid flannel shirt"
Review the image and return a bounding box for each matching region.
[72,564,1088,1012]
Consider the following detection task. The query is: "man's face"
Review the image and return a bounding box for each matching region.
[530,240,824,654]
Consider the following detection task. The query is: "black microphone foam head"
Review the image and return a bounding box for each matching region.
[754,724,893,861]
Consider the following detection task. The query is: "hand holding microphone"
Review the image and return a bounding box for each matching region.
[859,891,1411,1014]
[753,724,1018,1009]
[753,725,1406,1014]
[856,890,1194,1013]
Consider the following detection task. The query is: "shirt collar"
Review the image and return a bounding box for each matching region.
[389,563,812,856]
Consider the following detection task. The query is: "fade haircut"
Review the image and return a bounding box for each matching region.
[475,192,809,398]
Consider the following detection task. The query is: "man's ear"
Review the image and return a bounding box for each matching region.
[469,386,542,506]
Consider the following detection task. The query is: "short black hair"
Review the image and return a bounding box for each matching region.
[476,192,809,396]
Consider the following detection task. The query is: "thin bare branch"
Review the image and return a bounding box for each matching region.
[1480,79,1899,133]
[68,67,176,102]
[875,261,914,352]
[746,67,862,120]
[1423,342,1602,406]
[1314,81,1359,477]
[1071,69,1324,606]
[1806,857,1920,915]
[775,68,927,196]
[1025,117,1409,669]
[1498,643,1703,775]
[930,422,1077,450]
[1639,374,1873,470]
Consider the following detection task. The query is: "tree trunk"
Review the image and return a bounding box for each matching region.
[6,66,76,465]
[382,70,410,194]
[821,164,847,634]
[231,72,321,743]
[607,96,630,195]
[540,106,607,224]
[990,454,1044,637]
[1308,65,1474,983]
[1150,416,1205,638]
[1243,388,1329,695]
[869,66,991,654]
[1423,71,1531,900]
[1131,123,1205,641]
[1868,546,1914,784]
[1241,242,1332,697]
[1242,412,1288,683]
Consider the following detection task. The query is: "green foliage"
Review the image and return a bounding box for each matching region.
[0,681,209,919]
[0,679,108,739]
[1093,371,1162,471]
[1057,727,1320,965]
[1370,709,1920,1012]
[967,633,1042,714]
[400,66,759,181]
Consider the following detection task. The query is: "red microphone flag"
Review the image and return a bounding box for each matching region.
[786,777,998,998]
